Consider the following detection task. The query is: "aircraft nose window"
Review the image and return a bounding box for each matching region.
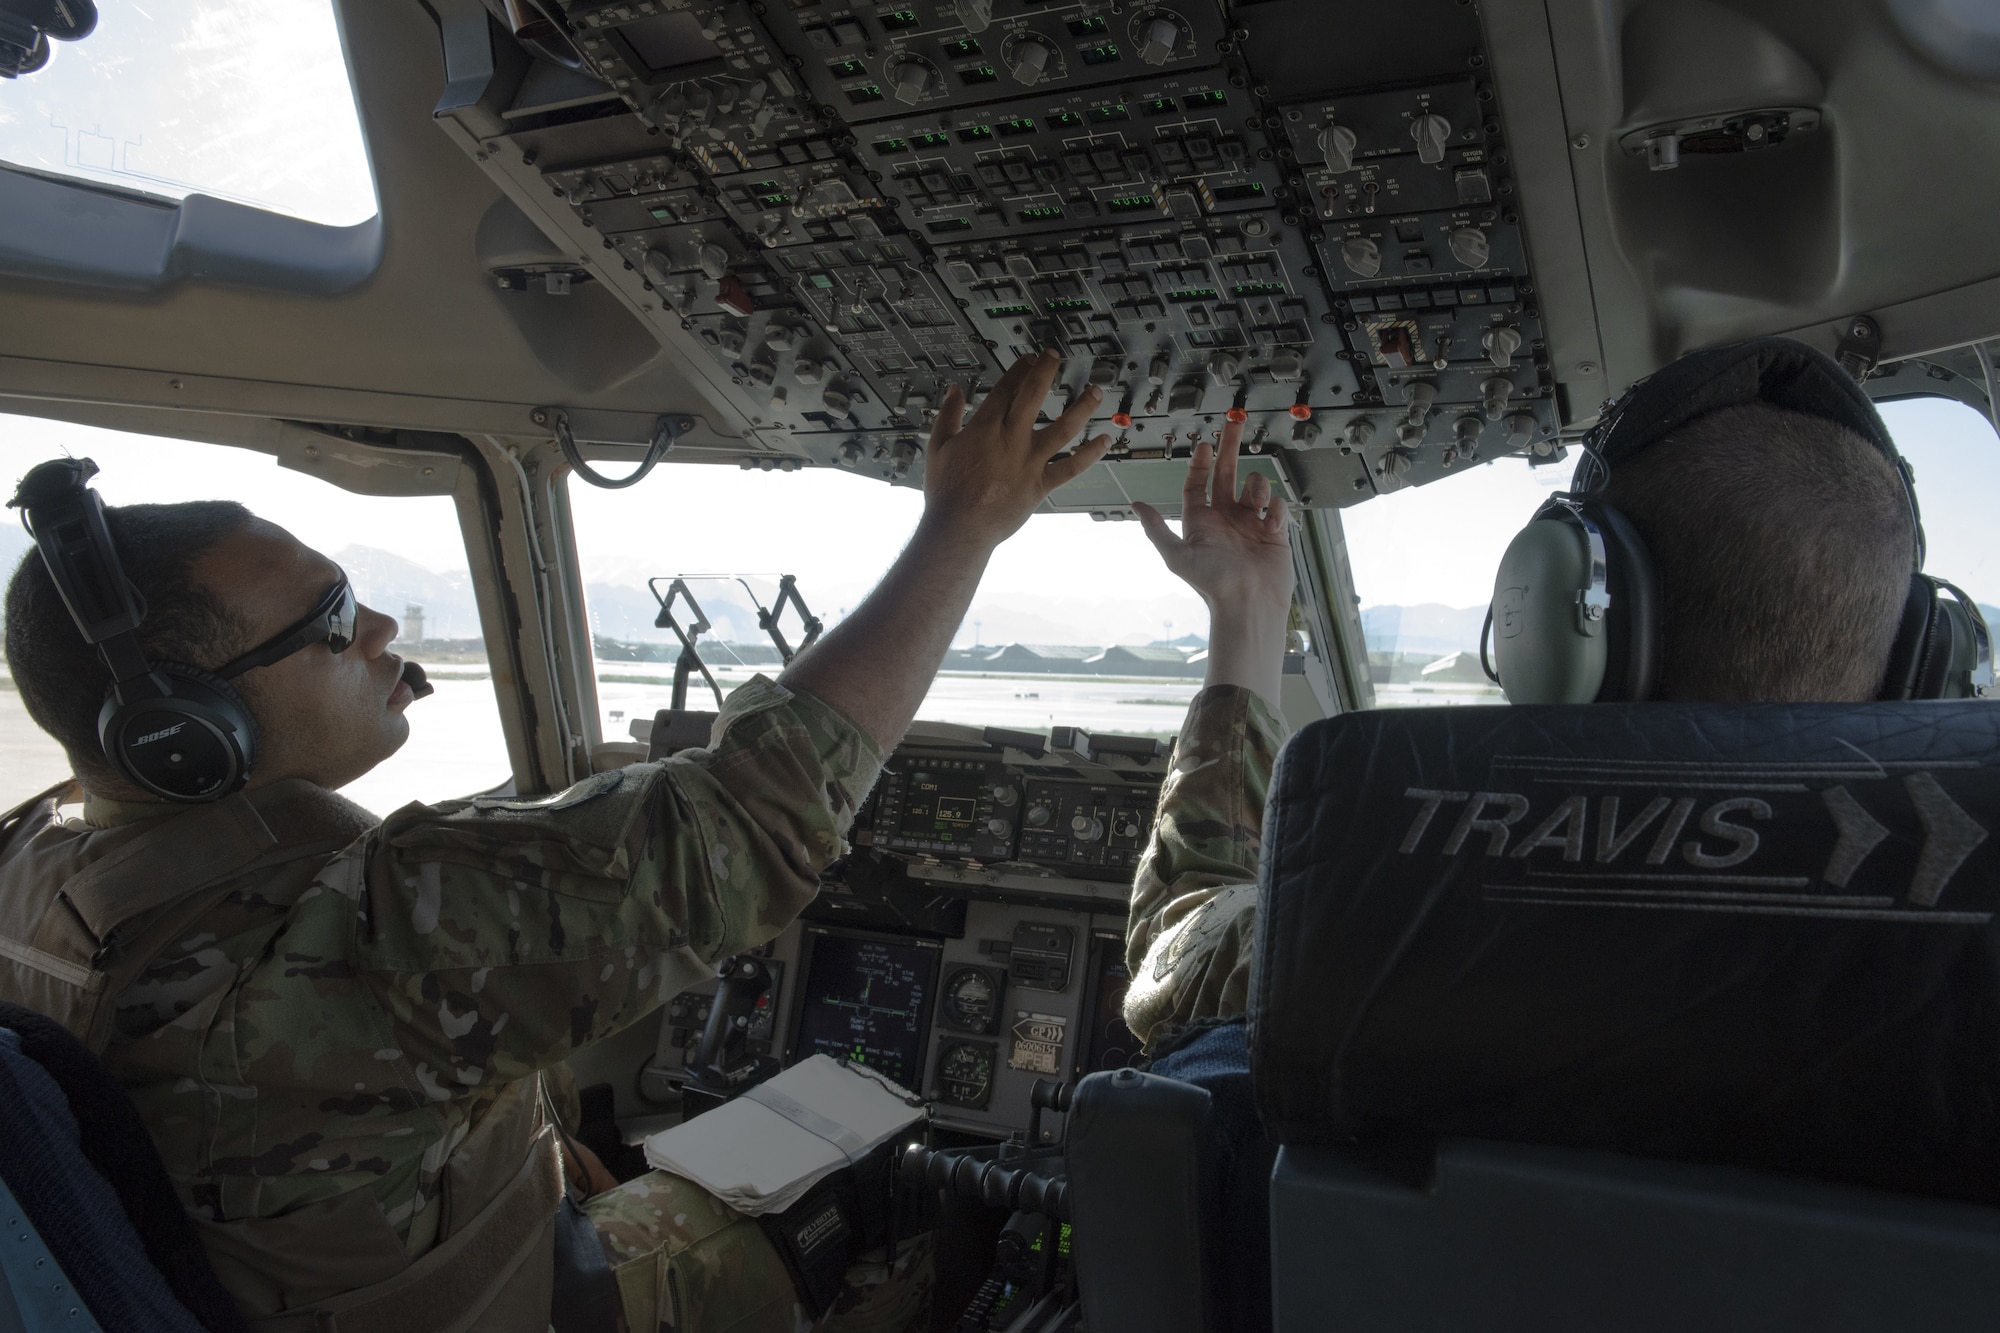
[568,465,1206,743]
[0,0,376,228]
[1880,397,2000,619]
[1344,396,2000,710]
[0,418,509,812]
[1343,456,1568,707]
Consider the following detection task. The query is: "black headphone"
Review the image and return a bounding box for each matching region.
[1483,337,1993,704]
[9,459,261,802]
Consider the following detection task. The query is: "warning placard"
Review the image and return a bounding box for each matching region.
[1008,1010,1067,1075]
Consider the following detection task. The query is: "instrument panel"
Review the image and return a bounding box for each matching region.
[638,717,1165,1139]
[437,0,1567,509]
[857,723,1164,885]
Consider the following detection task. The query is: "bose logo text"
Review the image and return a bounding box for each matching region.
[133,723,188,746]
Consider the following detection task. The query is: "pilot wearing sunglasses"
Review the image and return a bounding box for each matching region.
[0,352,1111,1333]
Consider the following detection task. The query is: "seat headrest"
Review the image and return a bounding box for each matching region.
[1250,703,2000,1204]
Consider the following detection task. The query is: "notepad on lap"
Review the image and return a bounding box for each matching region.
[643,1055,924,1216]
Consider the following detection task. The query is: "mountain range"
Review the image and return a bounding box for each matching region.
[1361,603,1491,657]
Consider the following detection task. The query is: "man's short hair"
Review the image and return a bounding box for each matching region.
[1600,401,1916,702]
[5,500,256,780]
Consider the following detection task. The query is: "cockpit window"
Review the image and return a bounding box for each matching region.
[1344,457,1566,707]
[567,465,1207,744]
[1343,394,2000,709]
[0,0,376,227]
[1880,396,2000,615]
[0,416,506,812]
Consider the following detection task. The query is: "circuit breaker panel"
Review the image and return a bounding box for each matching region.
[435,0,1563,508]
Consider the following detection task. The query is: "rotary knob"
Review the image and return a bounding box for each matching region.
[1340,236,1382,278]
[1506,413,1540,451]
[1411,112,1452,165]
[696,243,729,280]
[987,817,1013,837]
[1009,37,1053,85]
[1071,815,1105,842]
[1138,16,1181,65]
[992,785,1018,806]
[1317,124,1358,173]
[1482,325,1522,368]
[891,59,934,106]
[1026,803,1052,828]
[1448,226,1491,269]
[1115,816,1141,839]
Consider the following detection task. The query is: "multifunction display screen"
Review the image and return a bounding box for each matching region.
[790,932,936,1090]
[895,769,985,846]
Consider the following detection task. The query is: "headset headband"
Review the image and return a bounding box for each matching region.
[1571,337,1924,567]
[7,458,170,704]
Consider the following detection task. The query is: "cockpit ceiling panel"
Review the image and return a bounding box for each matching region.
[0,0,1990,497]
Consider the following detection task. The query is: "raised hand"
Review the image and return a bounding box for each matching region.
[1132,417,1295,616]
[923,349,1113,550]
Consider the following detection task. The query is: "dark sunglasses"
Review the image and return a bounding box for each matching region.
[217,577,358,680]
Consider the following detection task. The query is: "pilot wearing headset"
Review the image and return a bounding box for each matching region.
[1119,336,1990,1330]
[0,350,1110,1333]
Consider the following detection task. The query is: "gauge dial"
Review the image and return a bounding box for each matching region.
[934,1040,997,1109]
[941,965,1003,1034]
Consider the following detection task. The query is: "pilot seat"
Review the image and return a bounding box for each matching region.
[1066,700,2000,1331]
[0,1001,245,1333]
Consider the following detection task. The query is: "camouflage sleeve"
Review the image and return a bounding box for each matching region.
[1121,684,1286,1049]
[266,676,881,1102]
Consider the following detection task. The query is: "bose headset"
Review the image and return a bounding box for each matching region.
[1483,336,1994,704]
[7,458,265,801]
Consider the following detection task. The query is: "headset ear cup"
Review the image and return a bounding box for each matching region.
[98,664,258,802]
[1583,500,1659,703]
[1490,515,1609,704]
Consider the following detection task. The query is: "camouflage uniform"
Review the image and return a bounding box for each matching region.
[0,676,927,1331]
[1122,685,1288,1048]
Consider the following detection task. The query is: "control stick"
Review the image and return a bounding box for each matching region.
[682,954,781,1119]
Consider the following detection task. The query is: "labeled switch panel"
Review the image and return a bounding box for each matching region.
[440,0,1565,506]
[869,758,1021,861]
[1017,778,1158,879]
[759,2,1230,120]
[1009,921,1076,992]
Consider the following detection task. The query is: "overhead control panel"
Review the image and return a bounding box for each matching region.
[436,0,1563,507]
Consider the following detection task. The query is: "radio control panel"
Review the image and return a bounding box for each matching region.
[855,722,1167,887]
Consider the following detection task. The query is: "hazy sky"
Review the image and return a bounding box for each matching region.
[1342,396,2000,611]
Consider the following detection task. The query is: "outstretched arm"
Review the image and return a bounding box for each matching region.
[781,349,1110,749]
[1123,419,1296,1045]
[1132,419,1295,710]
